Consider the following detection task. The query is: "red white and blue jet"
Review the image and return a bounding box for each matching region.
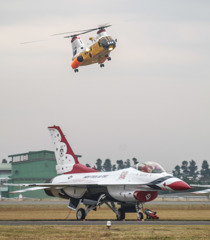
[7,126,191,220]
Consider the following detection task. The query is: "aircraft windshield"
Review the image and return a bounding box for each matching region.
[136,162,165,173]
[99,36,116,50]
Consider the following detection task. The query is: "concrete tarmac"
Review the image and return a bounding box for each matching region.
[1,200,210,205]
[0,220,209,226]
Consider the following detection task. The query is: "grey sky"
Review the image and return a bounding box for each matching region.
[0,0,210,172]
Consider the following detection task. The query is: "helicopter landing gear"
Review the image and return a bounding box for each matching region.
[74,68,79,73]
[100,64,105,68]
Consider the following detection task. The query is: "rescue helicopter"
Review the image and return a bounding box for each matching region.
[52,24,117,72]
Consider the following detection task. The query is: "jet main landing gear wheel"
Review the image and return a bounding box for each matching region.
[116,208,125,220]
[137,212,143,220]
[76,208,86,220]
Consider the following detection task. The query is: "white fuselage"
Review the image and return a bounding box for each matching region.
[50,167,178,202]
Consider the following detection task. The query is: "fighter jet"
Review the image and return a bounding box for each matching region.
[6,126,191,220]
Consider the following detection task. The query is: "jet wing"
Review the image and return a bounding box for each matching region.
[5,182,103,189]
[9,186,49,194]
[190,184,210,195]
[6,183,82,187]
[191,184,210,188]
[5,177,150,193]
[191,189,210,195]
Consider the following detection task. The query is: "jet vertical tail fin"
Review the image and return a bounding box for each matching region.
[48,126,97,174]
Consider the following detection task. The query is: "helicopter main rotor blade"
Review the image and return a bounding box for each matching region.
[52,24,112,38]
[51,29,92,36]
[64,28,99,39]
[20,39,47,44]
[21,24,112,43]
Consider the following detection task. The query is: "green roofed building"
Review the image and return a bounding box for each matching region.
[6,150,81,199]
[8,150,57,199]
[0,163,11,198]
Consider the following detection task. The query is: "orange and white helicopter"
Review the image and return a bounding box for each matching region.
[53,24,117,72]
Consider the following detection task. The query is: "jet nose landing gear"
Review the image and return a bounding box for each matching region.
[74,68,79,73]
[76,208,86,220]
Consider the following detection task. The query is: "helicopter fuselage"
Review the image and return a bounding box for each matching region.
[80,36,116,66]
[71,29,116,71]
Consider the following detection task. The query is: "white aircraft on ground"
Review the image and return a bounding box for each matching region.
[190,184,210,198]
[6,126,191,220]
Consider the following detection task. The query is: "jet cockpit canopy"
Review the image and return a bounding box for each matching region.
[135,161,165,173]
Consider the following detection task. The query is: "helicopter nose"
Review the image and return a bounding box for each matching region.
[167,181,191,191]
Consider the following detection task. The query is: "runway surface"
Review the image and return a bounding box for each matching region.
[1,200,210,205]
[0,220,209,226]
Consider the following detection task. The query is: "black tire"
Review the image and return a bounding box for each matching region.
[76,208,86,220]
[137,212,143,220]
[116,208,125,220]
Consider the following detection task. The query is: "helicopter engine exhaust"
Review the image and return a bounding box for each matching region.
[71,55,83,69]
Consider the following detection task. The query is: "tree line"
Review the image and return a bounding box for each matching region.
[172,160,210,184]
[86,158,210,184]
[86,158,139,172]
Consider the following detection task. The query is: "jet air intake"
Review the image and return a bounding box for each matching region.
[133,191,158,202]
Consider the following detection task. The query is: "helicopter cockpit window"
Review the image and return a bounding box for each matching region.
[136,162,165,173]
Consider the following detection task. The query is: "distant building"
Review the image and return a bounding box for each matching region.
[8,150,57,198]
[0,163,11,198]
[8,150,81,199]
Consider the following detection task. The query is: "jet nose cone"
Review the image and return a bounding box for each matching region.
[168,181,191,191]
